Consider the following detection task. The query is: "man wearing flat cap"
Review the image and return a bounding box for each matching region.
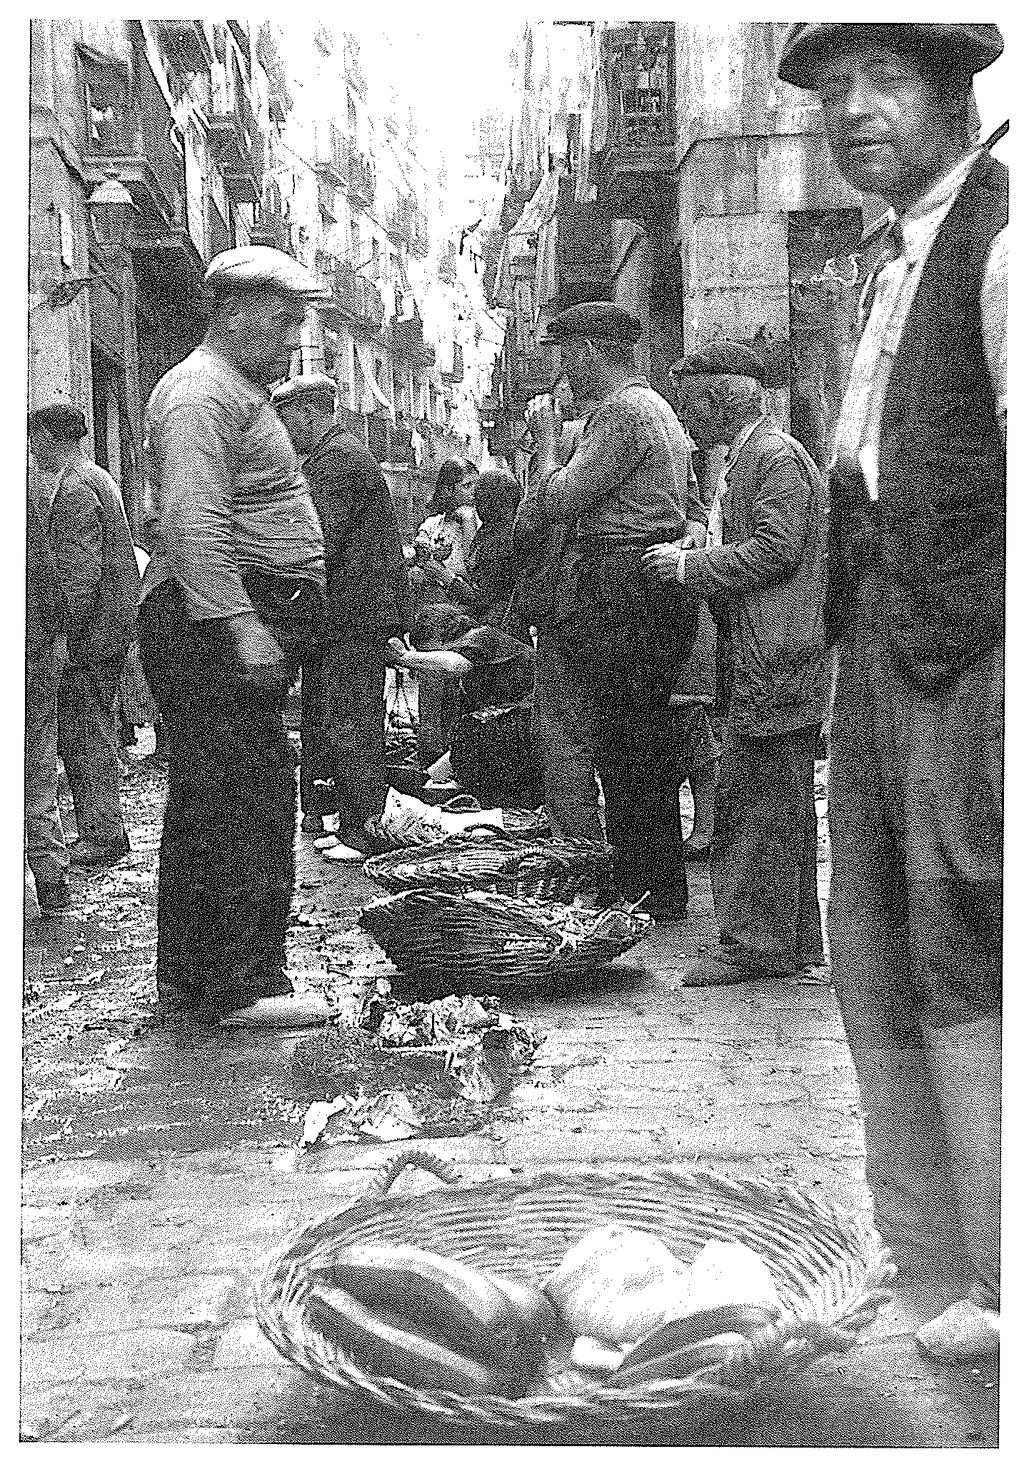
[139,247,331,1029]
[778,23,1005,1359]
[272,373,409,861]
[521,301,704,916]
[647,340,830,986]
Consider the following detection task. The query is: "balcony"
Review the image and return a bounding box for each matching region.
[510,346,556,411]
[389,314,435,368]
[597,22,677,214]
[555,180,611,307]
[437,239,458,282]
[205,105,249,174]
[386,195,427,256]
[249,211,291,253]
[323,260,384,331]
[151,21,213,73]
[441,342,464,385]
[80,45,185,230]
[347,149,375,207]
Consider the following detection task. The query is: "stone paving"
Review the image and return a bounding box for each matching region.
[20,750,999,1444]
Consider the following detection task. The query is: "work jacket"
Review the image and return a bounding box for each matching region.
[304,425,409,644]
[45,460,140,667]
[684,417,831,737]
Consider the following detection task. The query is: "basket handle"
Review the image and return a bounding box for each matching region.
[359,1148,460,1205]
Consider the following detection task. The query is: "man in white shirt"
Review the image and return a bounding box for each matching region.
[778,22,1005,1362]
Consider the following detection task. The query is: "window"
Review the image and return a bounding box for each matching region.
[370,237,380,279]
[350,220,361,268]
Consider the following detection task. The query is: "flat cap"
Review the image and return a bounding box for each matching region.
[778,23,1003,90]
[204,245,328,299]
[271,373,338,408]
[543,301,642,346]
[670,340,766,385]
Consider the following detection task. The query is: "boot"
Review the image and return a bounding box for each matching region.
[920,1016,1001,1330]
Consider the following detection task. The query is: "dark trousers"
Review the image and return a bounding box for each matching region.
[572,548,696,904]
[828,576,1001,1298]
[711,721,823,967]
[139,581,296,1020]
[321,640,389,833]
[58,657,126,845]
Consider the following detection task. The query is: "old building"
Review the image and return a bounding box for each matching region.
[28,18,499,542]
[29,19,270,530]
[485,20,872,474]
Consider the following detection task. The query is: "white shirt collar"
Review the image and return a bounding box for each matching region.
[724,415,766,474]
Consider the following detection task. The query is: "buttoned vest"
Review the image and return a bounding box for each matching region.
[874,151,1006,690]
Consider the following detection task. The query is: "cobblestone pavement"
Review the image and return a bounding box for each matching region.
[20,745,999,1444]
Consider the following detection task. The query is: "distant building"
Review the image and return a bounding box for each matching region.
[485,20,873,477]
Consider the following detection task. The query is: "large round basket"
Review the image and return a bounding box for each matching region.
[359,888,650,992]
[256,1150,895,1436]
[366,805,550,854]
[364,831,614,903]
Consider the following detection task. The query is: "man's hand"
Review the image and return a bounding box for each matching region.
[385,636,410,668]
[525,393,558,446]
[224,611,286,692]
[425,559,455,587]
[642,542,686,585]
[683,521,707,550]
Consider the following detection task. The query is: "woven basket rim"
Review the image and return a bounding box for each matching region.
[256,1160,894,1433]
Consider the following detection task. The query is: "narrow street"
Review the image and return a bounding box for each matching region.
[20,741,998,1445]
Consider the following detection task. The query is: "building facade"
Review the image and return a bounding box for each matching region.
[485,20,872,476]
[28,19,500,542]
[29,19,269,530]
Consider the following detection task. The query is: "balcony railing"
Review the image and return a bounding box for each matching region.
[347,149,375,207]
[325,260,384,330]
[249,211,291,253]
[603,22,675,149]
[80,45,185,229]
[597,21,676,211]
[152,21,213,73]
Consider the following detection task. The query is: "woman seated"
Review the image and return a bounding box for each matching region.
[410,458,480,613]
[387,605,542,809]
[422,469,529,640]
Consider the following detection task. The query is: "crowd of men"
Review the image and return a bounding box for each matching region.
[25,22,1003,1364]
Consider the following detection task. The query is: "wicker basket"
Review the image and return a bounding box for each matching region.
[364,831,614,903]
[256,1150,895,1435]
[359,888,650,992]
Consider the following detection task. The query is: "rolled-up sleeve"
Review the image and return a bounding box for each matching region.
[541,401,648,523]
[151,397,253,621]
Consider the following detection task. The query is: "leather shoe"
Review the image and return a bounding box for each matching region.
[70,834,129,867]
[218,992,333,1029]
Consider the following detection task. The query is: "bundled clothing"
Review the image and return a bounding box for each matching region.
[447,473,528,638]
[299,424,409,835]
[140,343,326,1021]
[826,145,1005,1302]
[41,458,141,849]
